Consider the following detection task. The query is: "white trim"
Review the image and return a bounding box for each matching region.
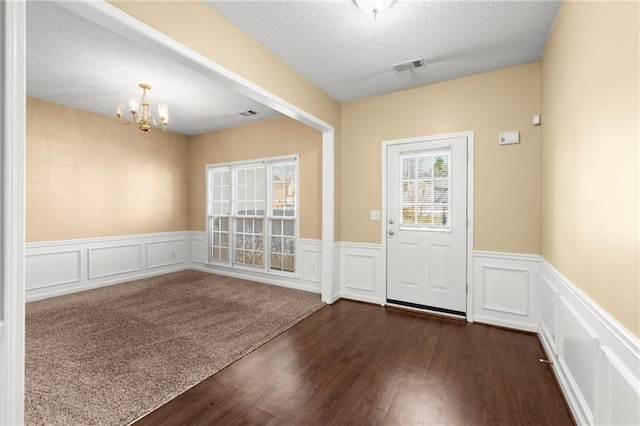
[1,0,26,424]
[472,250,539,331]
[538,257,640,426]
[60,0,334,305]
[321,129,335,304]
[25,232,192,302]
[26,231,190,248]
[381,131,474,318]
[540,257,639,358]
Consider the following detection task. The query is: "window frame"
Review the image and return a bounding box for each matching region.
[205,154,300,277]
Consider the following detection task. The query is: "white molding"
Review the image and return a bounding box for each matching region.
[87,244,143,279]
[1,0,26,424]
[25,232,191,302]
[381,131,475,320]
[538,257,640,426]
[25,249,82,290]
[338,242,384,305]
[540,257,640,361]
[473,250,539,331]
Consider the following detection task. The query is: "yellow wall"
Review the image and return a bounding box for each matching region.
[26,97,190,242]
[540,1,639,336]
[189,117,322,239]
[341,63,541,253]
[109,0,342,240]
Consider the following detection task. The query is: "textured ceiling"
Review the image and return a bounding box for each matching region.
[26,1,281,136]
[206,0,561,102]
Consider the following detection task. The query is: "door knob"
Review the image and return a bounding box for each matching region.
[388,229,395,236]
[389,218,394,224]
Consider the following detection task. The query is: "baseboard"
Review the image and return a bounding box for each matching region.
[26,232,191,302]
[538,257,640,426]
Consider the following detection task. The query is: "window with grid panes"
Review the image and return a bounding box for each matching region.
[206,156,298,274]
[400,149,451,230]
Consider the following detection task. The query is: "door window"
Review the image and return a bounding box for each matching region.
[400,149,451,230]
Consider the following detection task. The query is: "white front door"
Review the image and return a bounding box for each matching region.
[386,135,468,315]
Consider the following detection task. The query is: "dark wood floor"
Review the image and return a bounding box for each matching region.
[135,300,574,425]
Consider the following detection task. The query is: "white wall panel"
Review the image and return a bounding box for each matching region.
[539,273,558,354]
[26,232,190,301]
[473,251,539,331]
[25,250,81,290]
[558,296,599,423]
[88,244,142,279]
[538,258,640,426]
[146,239,186,269]
[301,246,321,283]
[190,234,205,264]
[600,347,640,425]
[339,242,384,305]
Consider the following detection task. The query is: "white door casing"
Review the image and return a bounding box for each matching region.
[385,135,468,314]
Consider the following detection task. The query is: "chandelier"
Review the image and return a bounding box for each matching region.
[116,83,169,133]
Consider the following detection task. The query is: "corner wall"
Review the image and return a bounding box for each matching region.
[540,1,639,337]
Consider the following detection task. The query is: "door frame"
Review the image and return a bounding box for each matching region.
[381,131,474,321]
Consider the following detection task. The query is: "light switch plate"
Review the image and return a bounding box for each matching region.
[370,210,380,220]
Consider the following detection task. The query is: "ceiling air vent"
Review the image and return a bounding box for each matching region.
[239,110,259,117]
[392,58,425,73]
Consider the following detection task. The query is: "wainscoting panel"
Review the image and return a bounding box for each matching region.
[26,232,190,301]
[600,347,640,425]
[146,239,186,269]
[300,241,322,284]
[538,258,640,426]
[473,251,539,332]
[88,244,142,280]
[25,250,81,290]
[190,232,205,264]
[339,242,384,305]
[558,296,599,424]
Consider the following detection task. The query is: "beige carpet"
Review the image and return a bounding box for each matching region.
[26,270,325,425]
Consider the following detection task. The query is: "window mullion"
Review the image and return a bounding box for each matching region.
[265,163,272,272]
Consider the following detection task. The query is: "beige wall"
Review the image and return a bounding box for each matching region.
[110,0,342,241]
[341,63,541,253]
[540,1,639,336]
[26,97,190,242]
[189,117,322,240]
